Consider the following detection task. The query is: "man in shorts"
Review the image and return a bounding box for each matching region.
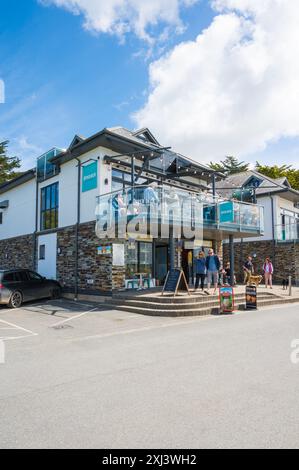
[206,248,221,295]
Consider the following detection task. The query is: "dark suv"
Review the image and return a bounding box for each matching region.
[0,269,62,308]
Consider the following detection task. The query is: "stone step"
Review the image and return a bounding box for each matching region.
[110,292,278,304]
[102,296,299,317]
[110,294,278,310]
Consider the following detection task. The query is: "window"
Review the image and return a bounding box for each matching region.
[27,271,43,281]
[37,148,61,182]
[15,271,29,282]
[125,241,152,278]
[39,245,46,260]
[112,169,149,192]
[40,182,59,230]
[3,272,17,282]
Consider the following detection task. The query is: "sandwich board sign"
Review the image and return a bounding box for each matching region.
[219,286,235,313]
[246,285,257,310]
[162,269,190,296]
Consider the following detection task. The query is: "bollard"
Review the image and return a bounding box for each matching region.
[289,275,292,296]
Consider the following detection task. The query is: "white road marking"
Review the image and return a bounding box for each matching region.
[50,307,99,328]
[0,318,37,335]
[0,318,38,341]
[70,315,217,342]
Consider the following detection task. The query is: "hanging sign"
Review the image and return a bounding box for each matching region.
[219,286,235,313]
[82,161,98,192]
[162,269,190,296]
[245,285,257,310]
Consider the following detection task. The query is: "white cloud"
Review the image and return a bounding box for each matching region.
[134,0,299,162]
[0,79,5,103]
[40,0,198,42]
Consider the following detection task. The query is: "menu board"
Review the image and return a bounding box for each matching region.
[162,269,190,296]
[246,285,257,310]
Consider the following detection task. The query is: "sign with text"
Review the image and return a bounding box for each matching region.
[219,286,235,313]
[246,285,257,310]
[219,201,234,223]
[82,161,98,192]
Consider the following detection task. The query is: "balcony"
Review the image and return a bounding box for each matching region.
[95,185,264,240]
[275,222,299,242]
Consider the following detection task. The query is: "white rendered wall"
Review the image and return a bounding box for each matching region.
[0,179,36,240]
[37,233,57,279]
[38,147,113,230]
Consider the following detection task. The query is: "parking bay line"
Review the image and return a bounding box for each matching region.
[0,318,38,341]
[50,307,99,328]
[69,315,218,342]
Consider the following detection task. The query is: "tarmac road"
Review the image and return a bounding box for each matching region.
[0,299,299,449]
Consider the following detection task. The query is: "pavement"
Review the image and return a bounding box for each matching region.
[0,297,299,449]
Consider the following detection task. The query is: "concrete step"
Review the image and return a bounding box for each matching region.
[101,296,299,317]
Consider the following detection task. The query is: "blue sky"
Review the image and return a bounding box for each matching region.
[1,0,299,169]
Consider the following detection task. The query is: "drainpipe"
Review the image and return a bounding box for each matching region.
[270,195,276,281]
[169,210,175,270]
[33,173,39,270]
[74,158,81,301]
[229,234,235,287]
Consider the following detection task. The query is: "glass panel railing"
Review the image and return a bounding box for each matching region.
[95,185,264,239]
[275,223,299,241]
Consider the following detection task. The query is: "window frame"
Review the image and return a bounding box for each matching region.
[40,182,59,231]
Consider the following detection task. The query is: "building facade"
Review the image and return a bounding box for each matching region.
[219,170,299,284]
[0,127,264,296]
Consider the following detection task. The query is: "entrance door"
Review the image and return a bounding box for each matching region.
[155,245,168,284]
[182,249,193,284]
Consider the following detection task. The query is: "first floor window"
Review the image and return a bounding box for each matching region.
[40,182,59,231]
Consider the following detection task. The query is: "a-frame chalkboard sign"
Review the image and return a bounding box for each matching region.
[162,269,190,296]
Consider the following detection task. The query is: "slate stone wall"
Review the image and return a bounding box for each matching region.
[0,233,35,270]
[223,239,299,285]
[57,221,125,292]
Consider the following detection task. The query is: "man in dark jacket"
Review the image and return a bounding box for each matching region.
[206,248,221,294]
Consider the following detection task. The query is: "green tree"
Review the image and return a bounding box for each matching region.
[210,156,249,175]
[255,162,299,191]
[0,141,22,184]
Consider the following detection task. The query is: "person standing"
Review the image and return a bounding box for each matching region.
[243,255,254,284]
[206,248,221,294]
[194,251,206,292]
[263,257,274,288]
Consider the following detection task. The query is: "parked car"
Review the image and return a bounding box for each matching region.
[0,268,62,308]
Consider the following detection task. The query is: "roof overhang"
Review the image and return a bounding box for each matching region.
[0,170,36,195]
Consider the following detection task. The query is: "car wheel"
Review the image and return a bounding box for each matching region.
[51,287,62,300]
[9,291,23,309]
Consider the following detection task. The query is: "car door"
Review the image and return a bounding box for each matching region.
[14,270,32,302]
[26,270,49,300]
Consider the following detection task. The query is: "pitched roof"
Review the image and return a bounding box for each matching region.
[216,169,299,201]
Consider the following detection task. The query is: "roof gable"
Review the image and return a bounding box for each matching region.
[132,128,160,145]
[68,134,85,150]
